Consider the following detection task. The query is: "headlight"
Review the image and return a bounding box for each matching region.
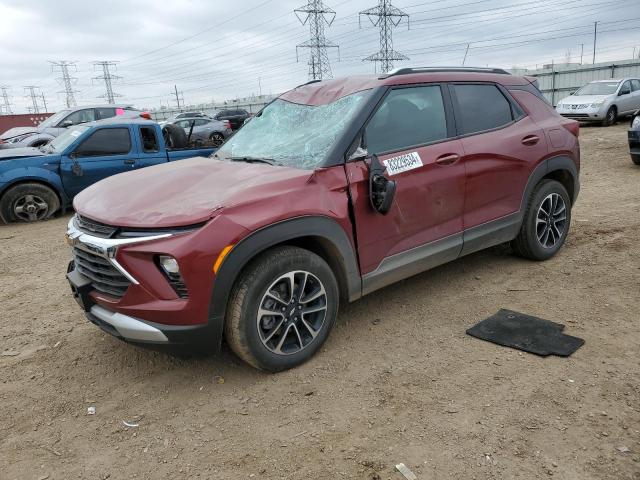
[632,116,640,129]
[7,133,36,144]
[590,100,606,108]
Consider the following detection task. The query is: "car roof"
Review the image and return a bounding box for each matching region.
[280,69,532,105]
[590,79,623,83]
[82,117,157,128]
[65,104,135,110]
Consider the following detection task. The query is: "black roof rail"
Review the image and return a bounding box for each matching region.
[380,66,511,79]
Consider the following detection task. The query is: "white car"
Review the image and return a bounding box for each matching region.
[556,78,640,126]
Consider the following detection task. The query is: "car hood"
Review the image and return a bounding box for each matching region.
[1,126,38,139]
[0,146,46,160]
[559,94,611,105]
[74,157,316,228]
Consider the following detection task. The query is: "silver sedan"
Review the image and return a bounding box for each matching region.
[173,117,233,147]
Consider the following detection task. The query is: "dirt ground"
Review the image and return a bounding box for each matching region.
[1,124,639,480]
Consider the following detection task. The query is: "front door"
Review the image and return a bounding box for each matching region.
[61,127,136,198]
[346,84,466,293]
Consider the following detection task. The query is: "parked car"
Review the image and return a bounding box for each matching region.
[629,110,640,165]
[0,105,147,149]
[556,78,640,126]
[158,112,212,126]
[172,117,233,147]
[66,67,580,372]
[213,109,250,130]
[0,119,215,223]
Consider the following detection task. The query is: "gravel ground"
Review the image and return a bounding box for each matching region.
[1,123,639,480]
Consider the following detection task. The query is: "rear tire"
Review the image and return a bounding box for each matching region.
[0,183,60,223]
[225,246,339,372]
[511,179,571,261]
[162,124,187,149]
[602,106,617,126]
[631,153,640,165]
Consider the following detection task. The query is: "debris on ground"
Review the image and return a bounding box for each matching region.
[395,463,417,480]
[122,420,139,428]
[87,406,96,415]
[616,446,631,453]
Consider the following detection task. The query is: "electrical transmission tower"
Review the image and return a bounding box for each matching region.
[360,0,410,74]
[93,61,122,104]
[50,60,79,108]
[295,1,339,81]
[23,86,42,113]
[0,86,13,115]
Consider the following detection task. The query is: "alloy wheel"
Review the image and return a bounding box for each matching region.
[536,193,567,248]
[14,194,49,222]
[210,133,224,147]
[256,270,327,355]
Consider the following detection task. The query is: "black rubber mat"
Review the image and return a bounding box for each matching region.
[467,309,584,357]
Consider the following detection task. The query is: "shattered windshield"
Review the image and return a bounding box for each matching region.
[48,125,90,152]
[216,90,371,169]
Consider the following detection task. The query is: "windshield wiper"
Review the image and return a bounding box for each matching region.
[229,156,278,166]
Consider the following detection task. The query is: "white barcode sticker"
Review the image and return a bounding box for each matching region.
[383,152,423,176]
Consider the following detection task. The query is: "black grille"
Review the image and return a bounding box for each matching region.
[560,113,589,118]
[75,215,118,238]
[73,246,131,298]
[166,272,189,299]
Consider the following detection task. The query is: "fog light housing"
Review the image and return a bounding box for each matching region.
[157,255,188,298]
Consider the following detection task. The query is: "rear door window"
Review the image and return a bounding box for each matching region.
[95,108,116,120]
[139,126,159,153]
[452,84,515,135]
[365,85,449,155]
[631,80,640,92]
[75,128,131,157]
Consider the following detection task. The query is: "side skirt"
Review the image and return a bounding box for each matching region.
[361,212,522,296]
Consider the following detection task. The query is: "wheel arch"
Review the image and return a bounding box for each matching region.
[206,216,362,352]
[521,156,580,209]
[0,177,68,210]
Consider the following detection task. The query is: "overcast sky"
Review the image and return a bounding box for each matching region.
[1,0,639,113]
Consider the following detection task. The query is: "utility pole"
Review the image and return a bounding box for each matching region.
[41,93,48,112]
[592,21,598,64]
[23,86,41,114]
[50,60,78,108]
[580,43,584,64]
[462,43,470,66]
[0,86,13,115]
[172,85,184,109]
[360,0,410,74]
[92,61,121,104]
[258,77,262,97]
[295,1,339,81]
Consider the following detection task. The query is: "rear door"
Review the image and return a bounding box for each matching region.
[346,84,466,290]
[60,127,137,197]
[450,83,548,248]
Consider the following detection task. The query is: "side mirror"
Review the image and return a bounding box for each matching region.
[368,154,396,215]
[59,120,74,128]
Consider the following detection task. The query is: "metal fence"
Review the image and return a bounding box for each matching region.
[521,58,640,106]
[150,95,277,122]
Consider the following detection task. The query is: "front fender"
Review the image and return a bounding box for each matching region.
[0,167,69,206]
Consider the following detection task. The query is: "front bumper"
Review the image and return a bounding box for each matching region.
[65,216,228,348]
[629,129,640,155]
[556,105,606,121]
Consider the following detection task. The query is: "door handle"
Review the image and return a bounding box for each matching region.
[435,153,460,166]
[521,135,540,146]
[124,159,135,166]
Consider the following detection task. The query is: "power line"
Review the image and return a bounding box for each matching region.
[0,86,13,115]
[50,60,79,108]
[23,86,43,114]
[295,0,339,80]
[93,61,122,104]
[359,0,410,73]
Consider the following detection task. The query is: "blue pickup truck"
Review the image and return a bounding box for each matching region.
[0,118,216,223]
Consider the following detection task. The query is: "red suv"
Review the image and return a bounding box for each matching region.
[66,67,580,372]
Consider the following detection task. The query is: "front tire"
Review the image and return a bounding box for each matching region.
[511,179,571,261]
[0,183,60,223]
[602,106,617,126]
[225,246,339,372]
